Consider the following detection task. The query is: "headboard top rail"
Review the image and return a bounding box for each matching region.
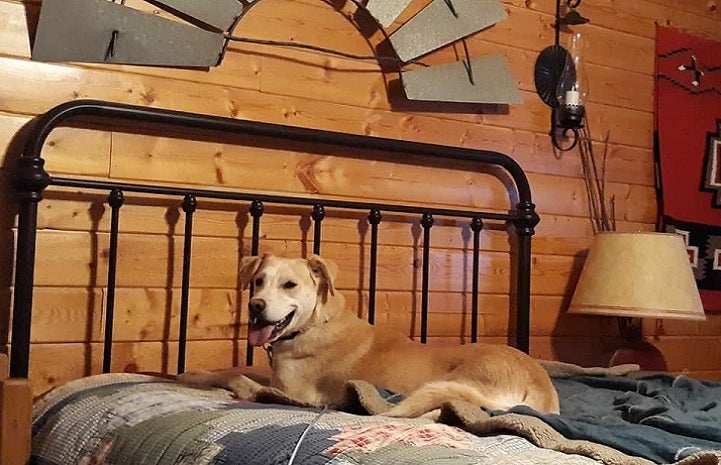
[19,99,534,207]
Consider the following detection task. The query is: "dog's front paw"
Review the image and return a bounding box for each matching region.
[226,375,263,400]
[176,370,263,399]
[176,370,214,387]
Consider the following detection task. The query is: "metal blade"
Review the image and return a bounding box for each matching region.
[389,0,507,63]
[401,55,522,104]
[32,0,224,67]
[366,0,413,28]
[146,0,244,31]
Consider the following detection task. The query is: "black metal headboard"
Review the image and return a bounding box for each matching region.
[9,100,540,379]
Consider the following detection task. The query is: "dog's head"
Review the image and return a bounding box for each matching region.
[239,254,337,346]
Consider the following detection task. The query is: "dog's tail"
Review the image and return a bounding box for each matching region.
[381,380,518,418]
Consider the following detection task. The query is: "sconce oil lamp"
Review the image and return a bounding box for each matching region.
[534,1,589,151]
[556,32,588,131]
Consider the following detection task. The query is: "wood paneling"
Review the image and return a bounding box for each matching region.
[0,376,32,463]
[1,0,720,393]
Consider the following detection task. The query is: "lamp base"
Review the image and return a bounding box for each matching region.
[610,346,667,372]
[610,317,667,372]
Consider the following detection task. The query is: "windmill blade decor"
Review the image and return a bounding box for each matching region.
[389,0,507,63]
[32,0,225,67]
[366,0,414,28]
[31,0,521,105]
[401,54,522,104]
[145,0,244,31]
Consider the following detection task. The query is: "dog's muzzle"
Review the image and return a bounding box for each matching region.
[247,298,296,346]
[249,297,267,322]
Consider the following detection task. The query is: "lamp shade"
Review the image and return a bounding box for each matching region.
[568,232,705,320]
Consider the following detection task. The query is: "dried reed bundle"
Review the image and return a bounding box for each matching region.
[578,123,615,232]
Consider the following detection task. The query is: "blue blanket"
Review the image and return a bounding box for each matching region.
[329,373,721,464]
[502,374,721,464]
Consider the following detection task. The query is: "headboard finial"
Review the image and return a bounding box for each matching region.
[513,201,541,237]
[11,156,51,202]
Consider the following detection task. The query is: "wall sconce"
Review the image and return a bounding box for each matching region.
[534,1,589,151]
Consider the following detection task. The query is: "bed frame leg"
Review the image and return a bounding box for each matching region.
[0,376,32,465]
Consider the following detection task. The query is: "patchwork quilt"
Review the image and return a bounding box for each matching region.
[31,372,721,465]
[32,373,601,465]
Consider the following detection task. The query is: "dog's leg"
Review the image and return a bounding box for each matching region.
[381,380,511,418]
[177,369,264,400]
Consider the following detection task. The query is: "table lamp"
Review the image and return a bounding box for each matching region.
[568,232,705,370]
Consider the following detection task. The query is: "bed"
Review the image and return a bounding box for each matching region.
[3,100,721,465]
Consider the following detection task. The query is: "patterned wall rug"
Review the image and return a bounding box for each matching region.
[655,25,721,313]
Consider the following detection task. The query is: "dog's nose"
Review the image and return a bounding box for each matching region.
[248,298,266,322]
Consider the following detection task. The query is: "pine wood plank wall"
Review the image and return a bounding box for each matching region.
[1,0,720,395]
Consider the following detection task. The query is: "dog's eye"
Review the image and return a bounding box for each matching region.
[254,278,264,287]
[283,281,297,289]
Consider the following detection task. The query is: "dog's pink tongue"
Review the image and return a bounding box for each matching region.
[248,325,275,346]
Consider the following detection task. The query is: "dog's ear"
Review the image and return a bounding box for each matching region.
[239,254,266,290]
[307,255,337,301]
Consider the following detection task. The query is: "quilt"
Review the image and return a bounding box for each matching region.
[655,25,721,312]
[31,372,721,465]
[31,373,601,465]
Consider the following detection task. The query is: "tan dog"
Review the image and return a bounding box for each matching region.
[178,254,560,417]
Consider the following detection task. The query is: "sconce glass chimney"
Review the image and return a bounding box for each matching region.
[556,32,588,127]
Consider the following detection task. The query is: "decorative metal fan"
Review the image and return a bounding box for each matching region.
[534,45,572,108]
[31,0,521,104]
